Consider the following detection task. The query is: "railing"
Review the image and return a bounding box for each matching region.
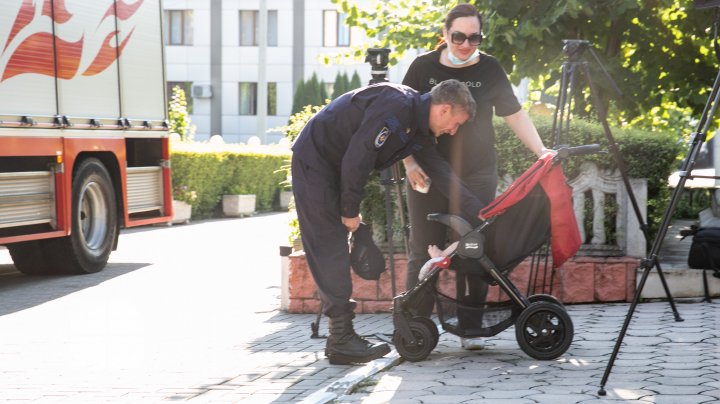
[568,162,647,258]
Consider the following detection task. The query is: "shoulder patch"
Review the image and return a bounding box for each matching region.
[374,127,390,149]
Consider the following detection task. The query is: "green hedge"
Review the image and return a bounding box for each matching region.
[495,114,683,237]
[171,148,290,219]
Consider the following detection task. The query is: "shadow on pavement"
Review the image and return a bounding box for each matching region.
[0,262,149,316]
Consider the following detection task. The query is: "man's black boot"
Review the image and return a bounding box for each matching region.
[325,313,390,365]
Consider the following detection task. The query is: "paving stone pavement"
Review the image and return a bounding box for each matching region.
[332,301,720,404]
[1,214,719,403]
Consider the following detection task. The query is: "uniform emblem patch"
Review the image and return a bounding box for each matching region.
[374,127,390,148]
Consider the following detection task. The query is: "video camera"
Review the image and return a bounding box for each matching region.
[365,48,390,84]
[562,39,591,60]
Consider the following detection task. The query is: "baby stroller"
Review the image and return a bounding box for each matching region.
[392,145,600,362]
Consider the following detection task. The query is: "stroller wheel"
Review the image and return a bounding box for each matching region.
[515,301,574,360]
[393,317,438,362]
[412,316,440,350]
[528,294,565,309]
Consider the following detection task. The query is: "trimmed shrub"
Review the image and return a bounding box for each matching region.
[171,144,290,219]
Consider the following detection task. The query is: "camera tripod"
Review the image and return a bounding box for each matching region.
[566,37,720,394]
[369,47,408,299]
[548,39,691,394]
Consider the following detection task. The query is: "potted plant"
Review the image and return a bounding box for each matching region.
[172,185,196,224]
[223,184,256,217]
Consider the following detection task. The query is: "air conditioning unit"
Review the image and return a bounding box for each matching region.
[191,84,212,99]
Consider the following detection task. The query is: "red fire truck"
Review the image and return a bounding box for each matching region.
[0,0,172,275]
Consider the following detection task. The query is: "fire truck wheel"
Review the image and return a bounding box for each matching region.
[7,240,51,276]
[46,158,118,274]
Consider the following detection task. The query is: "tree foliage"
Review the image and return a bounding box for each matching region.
[333,0,720,132]
[291,72,329,114]
[332,71,350,99]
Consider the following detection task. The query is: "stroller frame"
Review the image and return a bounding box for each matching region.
[392,145,599,362]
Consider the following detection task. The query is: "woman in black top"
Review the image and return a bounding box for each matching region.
[402,4,551,348]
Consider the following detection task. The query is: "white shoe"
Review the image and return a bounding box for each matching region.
[460,337,484,351]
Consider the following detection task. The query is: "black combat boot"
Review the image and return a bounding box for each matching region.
[325,312,390,365]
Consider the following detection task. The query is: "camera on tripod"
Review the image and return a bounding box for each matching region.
[562,39,591,60]
[695,0,720,9]
[366,48,390,84]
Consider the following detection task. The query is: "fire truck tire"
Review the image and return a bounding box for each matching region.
[7,241,51,276]
[46,158,118,274]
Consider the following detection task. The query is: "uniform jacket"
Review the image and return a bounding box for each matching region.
[292,82,484,219]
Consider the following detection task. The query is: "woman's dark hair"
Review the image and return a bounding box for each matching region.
[435,3,483,49]
[444,3,482,31]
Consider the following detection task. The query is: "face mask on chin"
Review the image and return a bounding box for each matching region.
[447,48,479,66]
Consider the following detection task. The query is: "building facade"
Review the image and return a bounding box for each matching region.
[163,0,417,143]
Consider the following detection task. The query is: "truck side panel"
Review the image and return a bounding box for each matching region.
[55,0,121,119]
[0,0,58,117]
[118,0,167,122]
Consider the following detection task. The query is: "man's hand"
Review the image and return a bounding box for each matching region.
[403,156,430,192]
[342,216,361,233]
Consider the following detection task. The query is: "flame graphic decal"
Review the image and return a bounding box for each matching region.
[42,0,72,24]
[2,32,83,81]
[4,0,34,52]
[1,0,143,82]
[103,0,144,21]
[83,28,134,76]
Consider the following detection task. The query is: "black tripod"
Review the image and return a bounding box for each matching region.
[367,47,407,299]
[598,12,720,393]
[552,39,681,319]
[549,39,689,392]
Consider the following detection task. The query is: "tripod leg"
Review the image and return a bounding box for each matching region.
[381,168,397,297]
[653,261,683,321]
[311,302,324,339]
[598,259,654,395]
[391,163,410,256]
[581,63,683,320]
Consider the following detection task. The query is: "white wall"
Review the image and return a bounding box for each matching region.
[164,0,416,143]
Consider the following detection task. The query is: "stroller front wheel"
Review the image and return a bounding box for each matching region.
[393,317,438,362]
[515,301,574,360]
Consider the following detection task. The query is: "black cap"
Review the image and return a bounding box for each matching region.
[349,223,386,280]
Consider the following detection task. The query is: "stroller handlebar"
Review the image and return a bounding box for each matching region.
[554,144,603,160]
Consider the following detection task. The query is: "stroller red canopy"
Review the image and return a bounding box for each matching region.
[480,154,581,268]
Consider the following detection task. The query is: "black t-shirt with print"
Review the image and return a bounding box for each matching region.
[402,45,521,177]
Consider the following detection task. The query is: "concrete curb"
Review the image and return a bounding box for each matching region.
[299,350,402,404]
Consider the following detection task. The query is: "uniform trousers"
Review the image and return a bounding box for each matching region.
[291,154,356,317]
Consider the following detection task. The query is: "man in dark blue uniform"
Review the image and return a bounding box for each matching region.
[291,79,486,365]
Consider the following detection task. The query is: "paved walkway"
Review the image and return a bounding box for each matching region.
[331,301,720,403]
[1,214,719,403]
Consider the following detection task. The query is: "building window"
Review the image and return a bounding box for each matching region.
[239,10,278,46]
[164,10,193,45]
[323,10,350,47]
[239,82,277,116]
[166,81,193,114]
[239,82,257,115]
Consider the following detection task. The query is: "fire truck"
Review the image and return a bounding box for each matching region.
[0,0,172,275]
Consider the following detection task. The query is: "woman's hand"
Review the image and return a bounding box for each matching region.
[538,146,557,158]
